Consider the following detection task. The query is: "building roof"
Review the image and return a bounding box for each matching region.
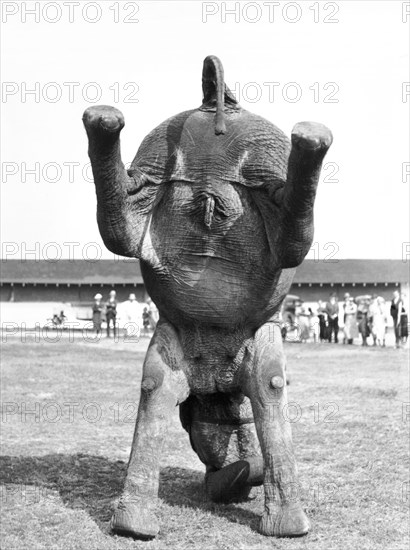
[0,260,144,284]
[0,259,408,285]
[293,259,409,284]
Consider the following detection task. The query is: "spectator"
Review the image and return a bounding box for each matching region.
[280,296,299,340]
[368,294,378,344]
[147,298,159,330]
[391,290,405,348]
[106,290,118,338]
[92,293,103,336]
[122,293,140,337]
[369,296,387,347]
[400,293,408,344]
[297,305,311,343]
[343,295,358,345]
[317,300,329,342]
[326,294,339,343]
[357,297,371,346]
[51,310,66,328]
[142,307,150,336]
[309,307,320,343]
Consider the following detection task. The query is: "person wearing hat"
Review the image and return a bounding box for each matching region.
[357,296,371,346]
[325,294,340,343]
[316,300,329,342]
[92,293,103,336]
[105,290,118,338]
[343,295,358,345]
[390,290,406,348]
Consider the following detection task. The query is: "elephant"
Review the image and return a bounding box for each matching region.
[82,55,332,540]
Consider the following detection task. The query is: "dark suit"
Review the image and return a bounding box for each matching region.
[106,299,117,337]
[326,302,339,343]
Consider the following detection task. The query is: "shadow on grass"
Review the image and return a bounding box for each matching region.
[0,454,260,533]
[158,466,260,531]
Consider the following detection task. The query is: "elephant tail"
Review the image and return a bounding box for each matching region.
[202,55,238,136]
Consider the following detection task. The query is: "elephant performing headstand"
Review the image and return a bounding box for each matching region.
[83,55,332,540]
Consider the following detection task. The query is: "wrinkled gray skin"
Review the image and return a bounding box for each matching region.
[83,55,332,540]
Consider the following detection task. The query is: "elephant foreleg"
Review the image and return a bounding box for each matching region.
[241,322,309,537]
[82,105,145,258]
[111,320,189,539]
[280,121,333,268]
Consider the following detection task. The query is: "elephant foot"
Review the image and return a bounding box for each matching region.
[205,460,252,503]
[291,121,333,152]
[111,498,159,540]
[258,503,310,538]
[83,105,125,134]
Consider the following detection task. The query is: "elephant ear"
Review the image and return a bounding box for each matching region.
[126,54,242,217]
[126,108,199,216]
[179,395,194,433]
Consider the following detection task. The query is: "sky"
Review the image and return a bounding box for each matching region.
[1,0,409,261]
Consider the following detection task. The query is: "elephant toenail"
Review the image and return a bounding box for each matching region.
[141,377,156,392]
[270,376,284,389]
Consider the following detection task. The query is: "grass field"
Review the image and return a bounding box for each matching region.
[1,335,409,550]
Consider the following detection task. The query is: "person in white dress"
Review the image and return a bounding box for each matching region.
[343,296,358,345]
[146,298,159,330]
[122,293,140,337]
[369,297,387,347]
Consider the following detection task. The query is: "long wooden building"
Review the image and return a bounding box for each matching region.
[1,259,408,304]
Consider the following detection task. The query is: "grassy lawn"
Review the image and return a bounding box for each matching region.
[1,336,409,550]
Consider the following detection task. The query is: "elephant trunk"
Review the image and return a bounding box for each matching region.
[279,122,333,269]
[83,106,139,258]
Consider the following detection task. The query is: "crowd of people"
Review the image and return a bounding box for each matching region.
[91,289,408,346]
[91,290,159,338]
[292,290,408,348]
